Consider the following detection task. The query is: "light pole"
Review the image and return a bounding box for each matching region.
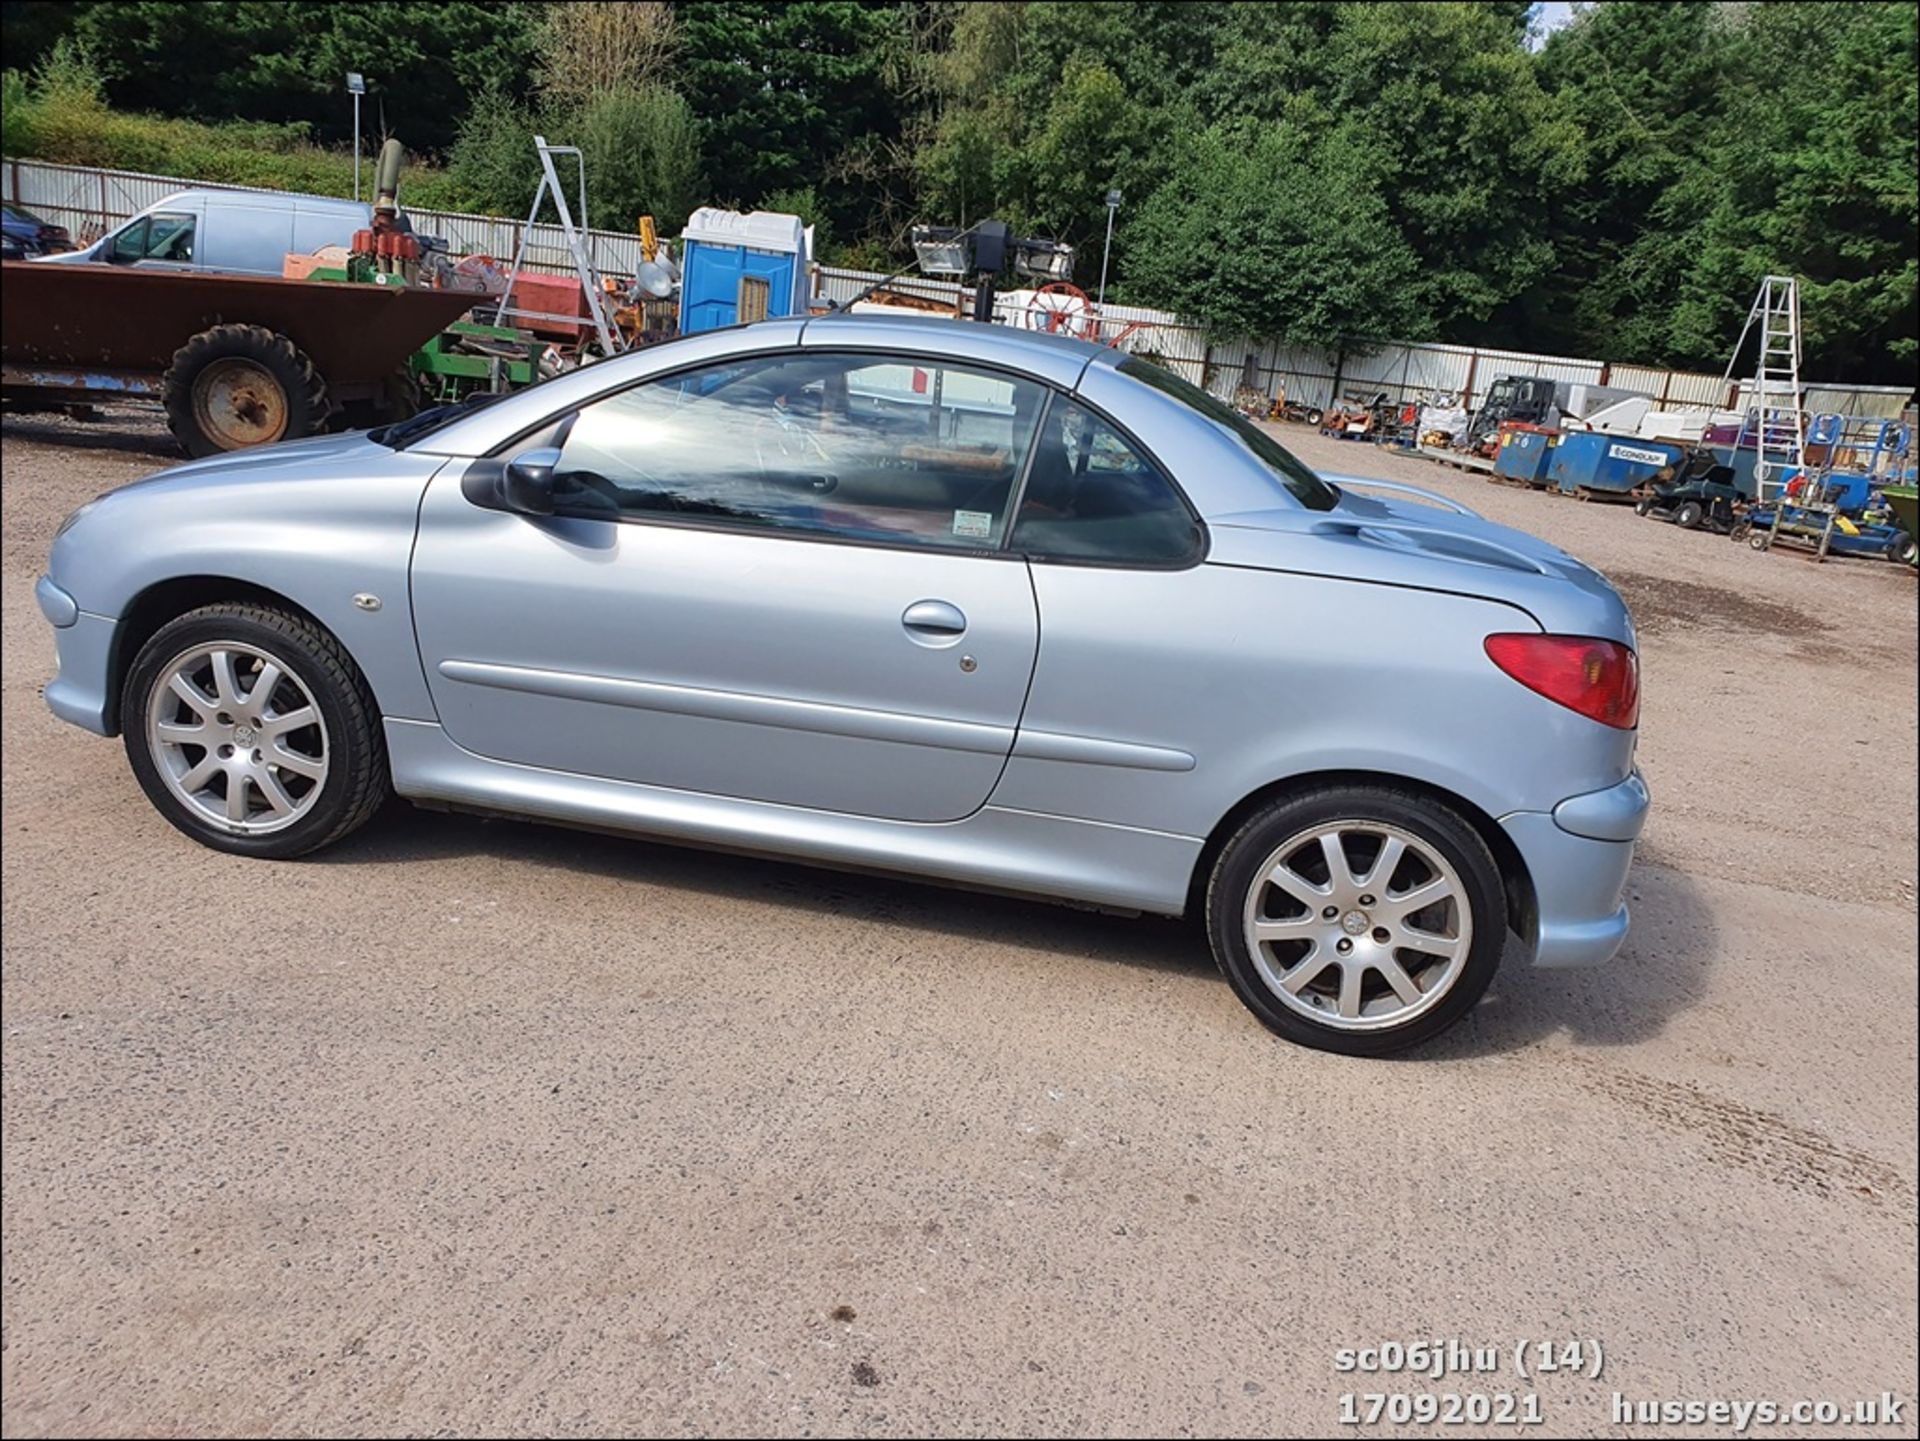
[346,72,366,201]
[1098,188,1122,307]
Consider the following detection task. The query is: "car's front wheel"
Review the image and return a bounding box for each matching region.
[122,604,388,858]
[1206,786,1507,1056]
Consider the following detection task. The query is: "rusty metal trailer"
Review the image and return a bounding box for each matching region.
[1,260,478,455]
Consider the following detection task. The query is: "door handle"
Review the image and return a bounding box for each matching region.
[902,599,967,643]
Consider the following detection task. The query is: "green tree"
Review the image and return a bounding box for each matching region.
[1534,0,1917,381]
[66,1,542,154]
[676,1,910,234]
[1128,121,1426,344]
[575,84,703,231]
[1310,2,1583,338]
[445,78,545,218]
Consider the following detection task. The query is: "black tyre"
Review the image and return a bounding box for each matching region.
[1888,533,1918,566]
[382,367,423,422]
[1674,499,1705,530]
[163,324,329,457]
[337,368,424,432]
[1206,785,1507,1057]
[122,603,388,859]
[1634,496,1655,516]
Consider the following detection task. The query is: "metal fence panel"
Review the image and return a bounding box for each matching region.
[1803,384,1912,419]
[6,157,1915,416]
[1472,346,1604,389]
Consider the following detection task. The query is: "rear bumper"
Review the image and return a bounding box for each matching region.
[1503,770,1649,969]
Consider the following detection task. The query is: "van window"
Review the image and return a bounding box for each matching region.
[112,212,195,263]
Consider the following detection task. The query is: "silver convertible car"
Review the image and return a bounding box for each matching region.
[38,315,1647,1055]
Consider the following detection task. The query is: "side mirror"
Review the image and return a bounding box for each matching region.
[501,447,562,516]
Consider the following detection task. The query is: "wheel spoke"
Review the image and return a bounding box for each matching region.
[267,744,324,780]
[224,773,251,821]
[265,705,316,737]
[256,768,296,815]
[1396,929,1462,961]
[1266,862,1332,906]
[1363,835,1406,893]
[1377,955,1424,1007]
[210,649,243,707]
[1382,877,1451,917]
[168,673,215,718]
[1336,961,1364,1019]
[178,754,221,793]
[154,720,208,747]
[1251,914,1317,942]
[248,661,282,713]
[1320,832,1356,894]
[1278,945,1333,994]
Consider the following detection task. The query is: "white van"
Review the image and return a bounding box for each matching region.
[34,189,385,278]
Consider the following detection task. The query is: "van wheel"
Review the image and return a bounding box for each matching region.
[1206,786,1506,1056]
[163,324,329,457]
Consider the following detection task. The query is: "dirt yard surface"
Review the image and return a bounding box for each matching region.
[3,409,1915,1438]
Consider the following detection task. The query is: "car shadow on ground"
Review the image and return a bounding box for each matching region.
[1426,860,1717,1059]
[1,414,180,461]
[323,799,1216,982]
[322,803,1717,1054]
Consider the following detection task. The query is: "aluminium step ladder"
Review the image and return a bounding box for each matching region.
[496,136,624,359]
[1720,276,1822,555]
[1722,275,1808,505]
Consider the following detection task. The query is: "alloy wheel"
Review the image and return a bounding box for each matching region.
[145,641,329,834]
[1241,821,1473,1031]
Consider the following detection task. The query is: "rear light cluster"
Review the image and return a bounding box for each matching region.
[1484,634,1640,729]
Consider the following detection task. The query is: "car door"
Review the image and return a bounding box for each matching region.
[409,349,1049,823]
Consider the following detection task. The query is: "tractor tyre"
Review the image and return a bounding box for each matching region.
[163,324,328,457]
[1674,499,1706,530]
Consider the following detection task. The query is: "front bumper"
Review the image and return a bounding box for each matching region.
[41,590,117,736]
[1502,770,1649,969]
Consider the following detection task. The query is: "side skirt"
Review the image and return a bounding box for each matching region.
[384,718,1202,916]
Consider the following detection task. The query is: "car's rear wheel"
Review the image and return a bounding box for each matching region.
[122,604,388,859]
[1206,786,1506,1056]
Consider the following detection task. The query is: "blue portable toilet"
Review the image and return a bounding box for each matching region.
[677,208,814,334]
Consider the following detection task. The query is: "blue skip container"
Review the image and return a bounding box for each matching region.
[1547,432,1686,498]
[1493,425,1555,486]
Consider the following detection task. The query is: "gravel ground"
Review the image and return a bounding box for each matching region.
[3,409,1915,1438]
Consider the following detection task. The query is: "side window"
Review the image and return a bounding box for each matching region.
[110,217,150,261]
[548,352,1047,551]
[113,213,194,262]
[1010,400,1202,565]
